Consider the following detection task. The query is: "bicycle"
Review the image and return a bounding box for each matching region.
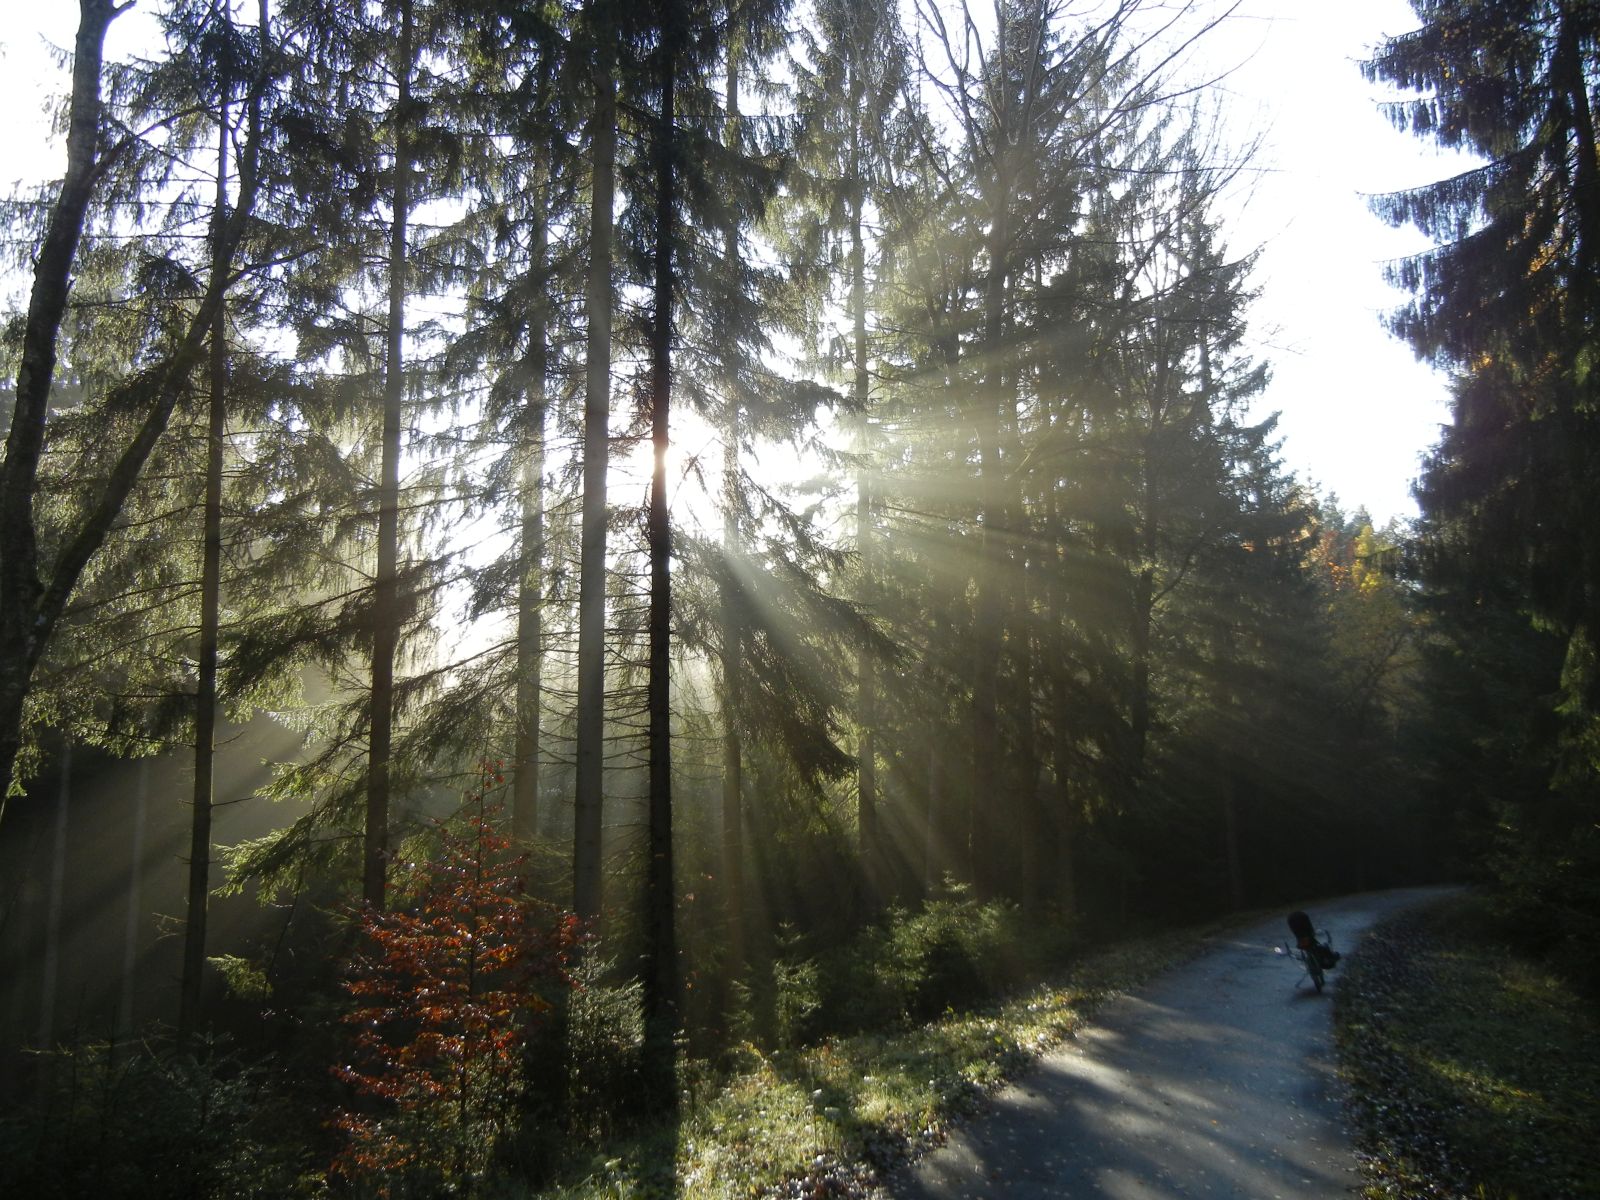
[1277,910,1339,993]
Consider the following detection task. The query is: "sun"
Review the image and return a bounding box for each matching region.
[622,406,728,539]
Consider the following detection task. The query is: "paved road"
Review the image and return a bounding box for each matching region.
[885,887,1456,1200]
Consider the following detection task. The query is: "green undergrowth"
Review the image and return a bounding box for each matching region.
[1335,893,1600,1200]
[533,910,1235,1200]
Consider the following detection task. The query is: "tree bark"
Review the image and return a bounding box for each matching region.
[573,40,617,927]
[365,0,414,910]
[969,171,1010,895]
[181,60,232,1033]
[1555,12,1600,301]
[719,45,745,972]
[512,165,550,858]
[118,759,149,1037]
[643,17,680,1104]
[37,745,71,1050]
[1129,372,1162,781]
[924,736,944,895]
[849,64,878,883]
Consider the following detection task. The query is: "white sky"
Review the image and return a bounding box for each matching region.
[1,0,1461,525]
[1185,0,1471,525]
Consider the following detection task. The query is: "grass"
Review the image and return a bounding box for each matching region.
[529,919,1232,1200]
[1334,892,1600,1200]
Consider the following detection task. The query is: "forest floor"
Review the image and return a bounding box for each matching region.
[540,912,1253,1199]
[1335,892,1600,1199]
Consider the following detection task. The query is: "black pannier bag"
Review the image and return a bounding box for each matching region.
[1287,910,1316,947]
[1287,910,1340,969]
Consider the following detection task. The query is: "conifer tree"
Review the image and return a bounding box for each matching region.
[785,0,911,882]
[573,0,621,925]
[1368,0,1600,962]
[642,0,685,1087]
[0,0,265,796]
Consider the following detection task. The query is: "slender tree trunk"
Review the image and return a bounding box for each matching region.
[37,745,70,1050]
[1049,672,1078,918]
[1004,380,1041,910]
[513,161,551,857]
[849,88,879,885]
[1013,585,1040,913]
[1043,566,1081,921]
[969,171,1011,894]
[181,58,232,1035]
[643,20,680,1103]
[512,413,544,851]
[967,4,1020,889]
[366,0,413,910]
[1129,563,1154,775]
[118,759,149,1037]
[1129,393,1160,780]
[719,434,744,968]
[573,46,617,926]
[1552,14,1600,657]
[1044,470,1077,917]
[924,737,943,895]
[719,47,745,973]
[1556,14,1600,295]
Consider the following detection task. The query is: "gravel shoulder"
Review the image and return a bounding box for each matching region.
[882,887,1459,1200]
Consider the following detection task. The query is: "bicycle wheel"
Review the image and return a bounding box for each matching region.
[1307,953,1325,993]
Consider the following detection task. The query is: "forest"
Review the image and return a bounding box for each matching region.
[1,0,1595,1196]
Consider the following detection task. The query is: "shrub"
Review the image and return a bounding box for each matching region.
[330,775,577,1196]
[769,890,1028,1046]
[560,957,647,1139]
[0,1038,310,1199]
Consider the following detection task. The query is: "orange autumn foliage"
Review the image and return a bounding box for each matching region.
[330,766,578,1192]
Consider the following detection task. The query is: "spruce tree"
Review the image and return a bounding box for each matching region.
[1368,0,1600,962]
[0,0,265,796]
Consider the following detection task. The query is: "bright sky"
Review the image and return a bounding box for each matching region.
[1187,0,1472,526]
[1,0,1461,525]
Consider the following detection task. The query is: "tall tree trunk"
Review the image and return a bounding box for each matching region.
[924,736,944,895]
[969,171,1010,894]
[1043,437,1077,917]
[1012,556,1040,913]
[1003,366,1041,910]
[849,75,878,884]
[643,21,680,1104]
[1129,561,1154,776]
[513,165,550,857]
[0,1,120,796]
[719,46,745,973]
[573,44,617,926]
[181,54,232,1035]
[366,0,413,910]
[118,759,149,1037]
[1556,13,1600,300]
[512,411,544,850]
[37,745,70,1050]
[1129,396,1160,780]
[1049,670,1078,917]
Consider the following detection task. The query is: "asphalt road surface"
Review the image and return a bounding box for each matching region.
[885,887,1456,1200]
